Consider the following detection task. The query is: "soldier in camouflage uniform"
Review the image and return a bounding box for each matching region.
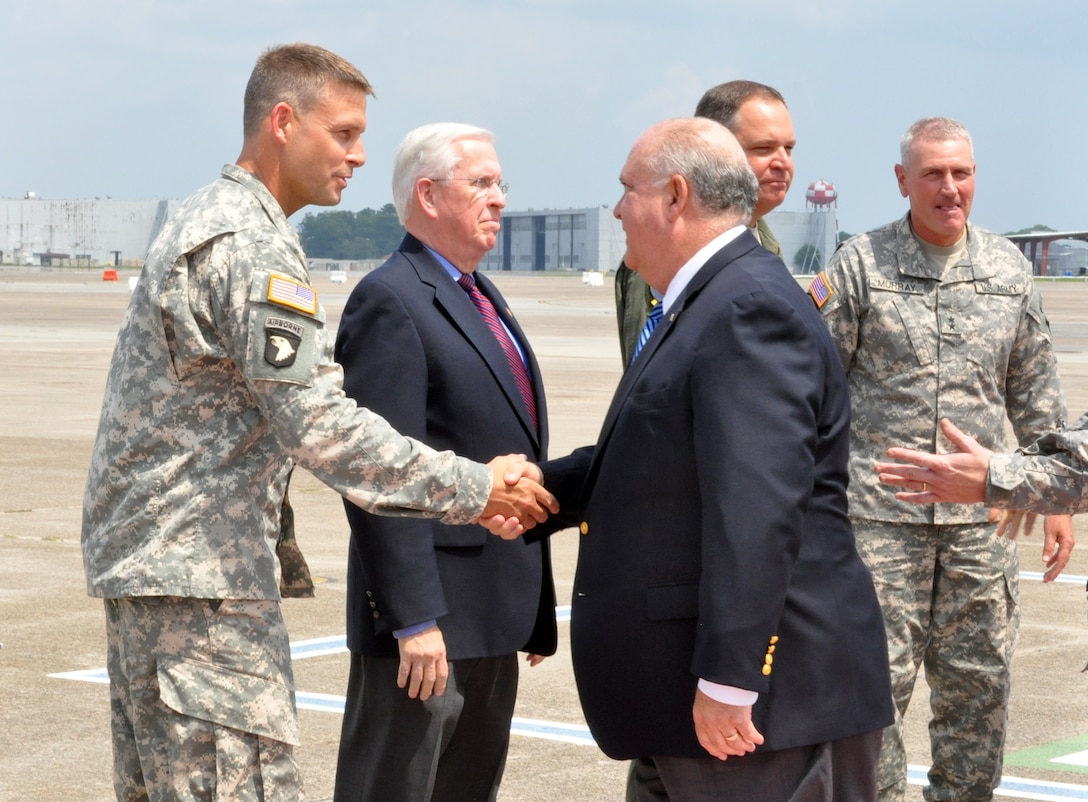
[813,117,1073,802]
[876,413,1088,519]
[81,44,555,802]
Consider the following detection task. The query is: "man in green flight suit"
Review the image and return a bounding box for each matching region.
[614,80,796,365]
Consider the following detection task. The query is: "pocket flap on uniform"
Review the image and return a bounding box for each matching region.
[157,657,302,746]
[645,582,699,621]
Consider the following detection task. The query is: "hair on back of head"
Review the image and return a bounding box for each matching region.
[694,80,786,132]
[243,43,373,140]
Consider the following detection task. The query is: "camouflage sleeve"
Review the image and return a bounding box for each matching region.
[1004,281,1067,446]
[986,413,1088,513]
[217,241,491,525]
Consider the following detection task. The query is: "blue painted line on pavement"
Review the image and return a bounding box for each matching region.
[1023,571,1086,586]
[46,672,1088,797]
[908,765,1088,800]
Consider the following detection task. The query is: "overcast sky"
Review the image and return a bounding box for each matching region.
[4,1,1086,237]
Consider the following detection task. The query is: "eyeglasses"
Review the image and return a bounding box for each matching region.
[430,177,509,197]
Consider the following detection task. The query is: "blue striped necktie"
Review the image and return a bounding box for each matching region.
[457,272,538,432]
[630,300,663,365]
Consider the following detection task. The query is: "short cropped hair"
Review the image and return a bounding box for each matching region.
[243,43,373,139]
[645,119,757,224]
[391,123,494,224]
[900,117,974,166]
[694,80,787,132]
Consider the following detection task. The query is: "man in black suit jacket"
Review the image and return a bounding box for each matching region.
[332,123,556,802]
[508,118,893,801]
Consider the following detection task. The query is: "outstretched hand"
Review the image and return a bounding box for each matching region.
[478,454,557,539]
[874,418,991,504]
[876,419,1073,581]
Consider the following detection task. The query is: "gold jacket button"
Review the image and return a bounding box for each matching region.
[579,521,589,535]
[762,664,772,676]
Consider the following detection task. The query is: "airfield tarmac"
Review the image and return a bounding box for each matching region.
[2,267,1088,801]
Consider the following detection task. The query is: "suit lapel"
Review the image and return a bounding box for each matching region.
[584,230,762,490]
[400,235,542,448]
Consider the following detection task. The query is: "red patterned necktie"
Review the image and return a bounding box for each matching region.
[457,272,538,432]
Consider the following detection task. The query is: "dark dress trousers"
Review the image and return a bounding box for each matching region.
[541,230,893,764]
[332,234,556,800]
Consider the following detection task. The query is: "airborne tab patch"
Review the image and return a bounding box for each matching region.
[267,274,318,315]
[264,317,304,368]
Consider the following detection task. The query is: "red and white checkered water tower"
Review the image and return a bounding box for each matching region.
[805,180,837,209]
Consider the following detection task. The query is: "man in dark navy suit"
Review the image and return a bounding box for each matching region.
[512,118,893,801]
[332,123,556,802]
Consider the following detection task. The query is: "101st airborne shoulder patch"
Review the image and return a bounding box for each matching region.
[264,317,304,368]
[808,271,834,308]
[267,274,318,315]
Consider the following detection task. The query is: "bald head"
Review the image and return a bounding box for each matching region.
[637,118,758,224]
[615,118,758,292]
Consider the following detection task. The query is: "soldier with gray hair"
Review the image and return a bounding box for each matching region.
[81,44,555,801]
[813,116,1072,802]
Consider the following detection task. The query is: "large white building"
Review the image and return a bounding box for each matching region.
[0,196,838,275]
[763,207,839,274]
[477,206,625,273]
[0,196,180,266]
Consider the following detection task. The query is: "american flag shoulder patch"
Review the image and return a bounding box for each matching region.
[267,274,318,315]
[808,271,833,309]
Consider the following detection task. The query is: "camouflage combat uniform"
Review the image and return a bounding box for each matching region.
[82,164,492,801]
[988,411,1088,514]
[816,213,1065,802]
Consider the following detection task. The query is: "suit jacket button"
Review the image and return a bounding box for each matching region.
[372,611,380,620]
[579,521,589,535]
[762,664,772,676]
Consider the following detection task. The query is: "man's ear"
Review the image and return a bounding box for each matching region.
[894,164,908,199]
[665,174,689,222]
[416,179,442,220]
[270,102,295,145]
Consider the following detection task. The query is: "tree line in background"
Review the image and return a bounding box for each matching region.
[298,204,405,260]
[300,207,1059,269]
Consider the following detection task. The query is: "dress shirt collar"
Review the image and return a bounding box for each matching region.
[661,224,747,315]
[424,245,465,284]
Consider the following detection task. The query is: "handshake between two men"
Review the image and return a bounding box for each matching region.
[479,455,555,538]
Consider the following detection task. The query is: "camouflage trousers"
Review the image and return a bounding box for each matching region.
[852,520,1019,802]
[104,597,302,801]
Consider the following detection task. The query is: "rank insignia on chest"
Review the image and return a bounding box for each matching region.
[267,274,318,315]
[264,317,304,368]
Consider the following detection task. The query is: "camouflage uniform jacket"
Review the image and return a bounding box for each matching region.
[818,213,1065,524]
[988,411,1088,514]
[82,164,491,600]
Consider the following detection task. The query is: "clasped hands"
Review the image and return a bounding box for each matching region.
[478,454,557,539]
